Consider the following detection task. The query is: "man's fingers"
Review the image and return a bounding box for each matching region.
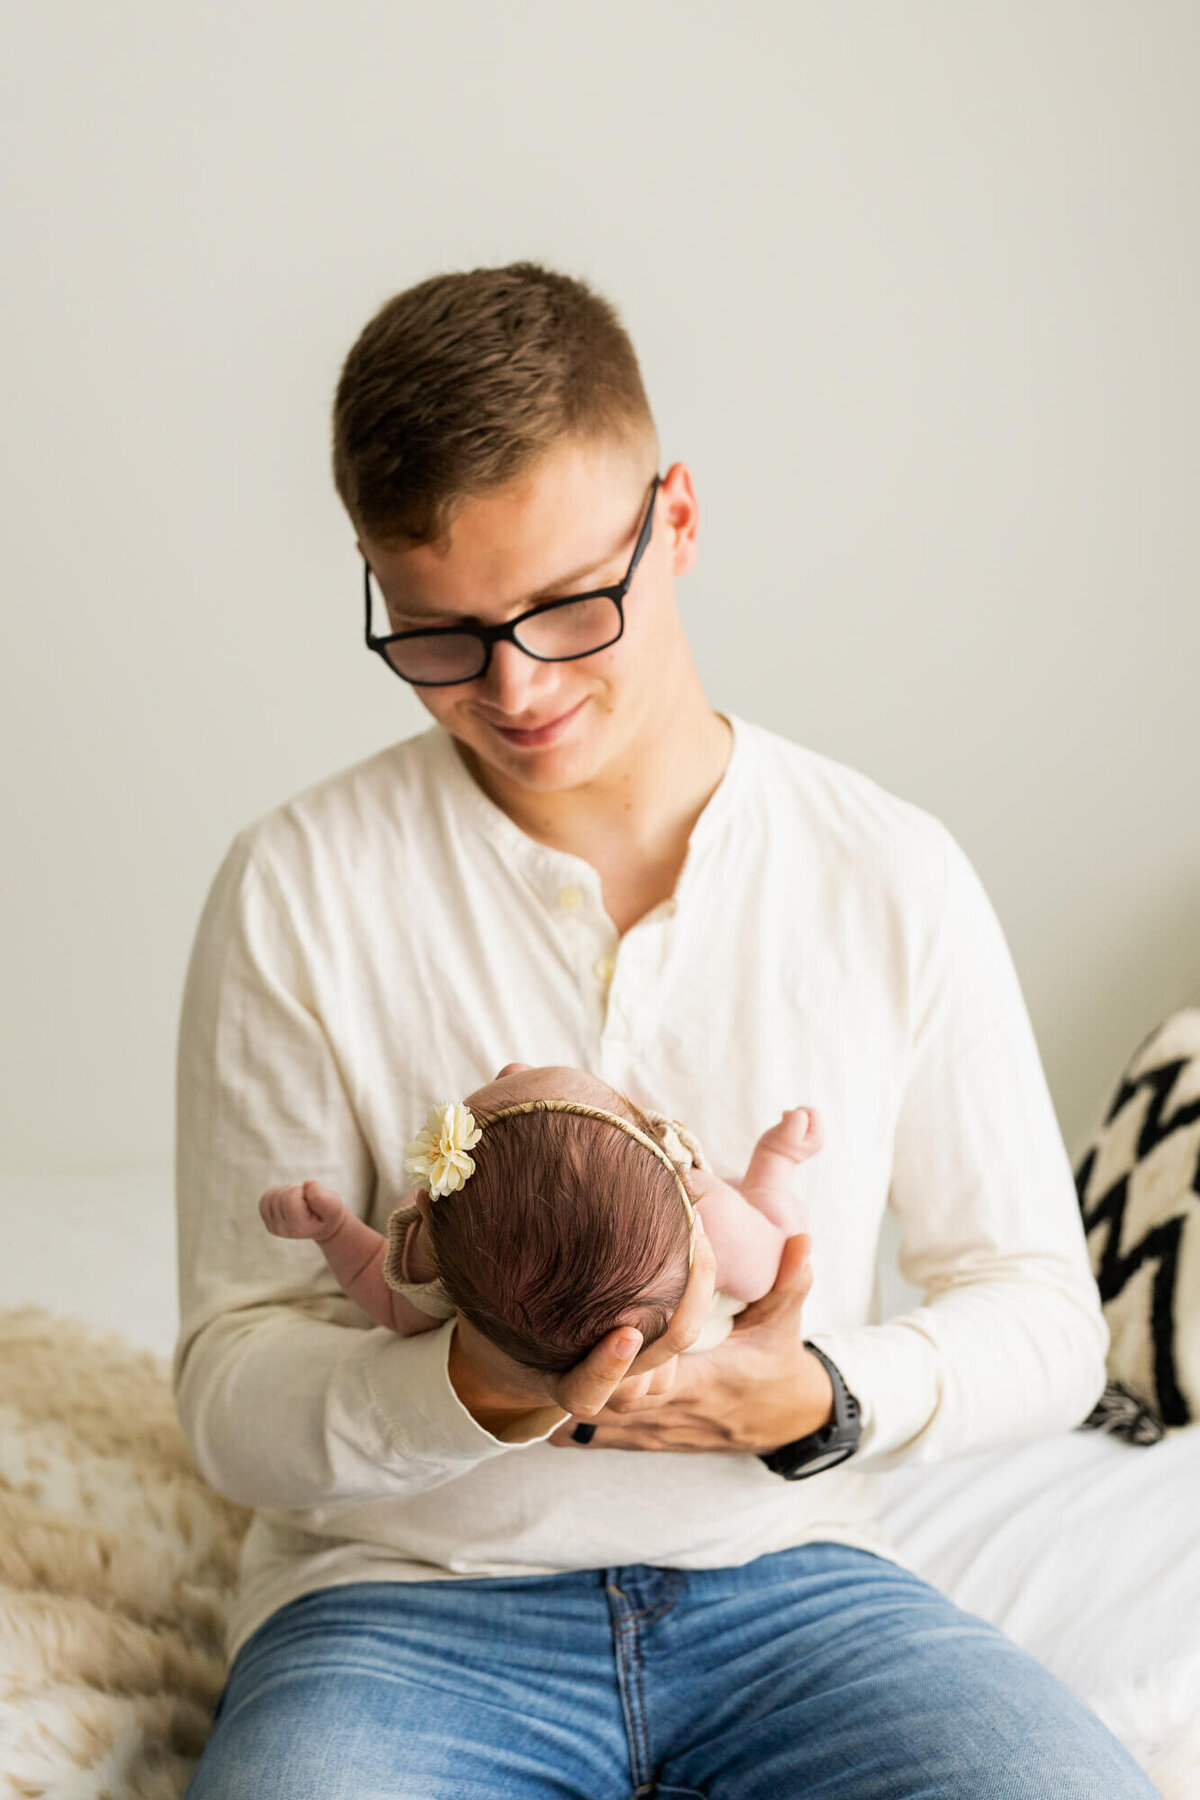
[661,1227,718,1350]
[733,1232,813,1328]
[613,1369,654,1404]
[552,1325,644,1419]
[550,1225,717,1416]
[624,1229,718,1376]
[644,1358,678,1396]
[605,1358,679,1412]
[777,1231,813,1289]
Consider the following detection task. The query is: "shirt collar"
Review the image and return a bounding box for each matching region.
[425,712,749,904]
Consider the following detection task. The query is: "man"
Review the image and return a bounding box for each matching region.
[176,262,1156,1796]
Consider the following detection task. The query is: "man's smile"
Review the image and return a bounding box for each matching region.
[484,696,590,747]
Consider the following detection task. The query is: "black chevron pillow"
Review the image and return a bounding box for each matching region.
[1074,1007,1200,1438]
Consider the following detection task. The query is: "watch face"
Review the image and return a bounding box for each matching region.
[774,1435,858,1479]
[761,1347,863,1480]
[790,1445,854,1475]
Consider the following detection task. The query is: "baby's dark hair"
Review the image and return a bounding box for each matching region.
[427,1094,693,1377]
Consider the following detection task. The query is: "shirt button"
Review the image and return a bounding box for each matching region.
[556,885,585,911]
[593,955,615,985]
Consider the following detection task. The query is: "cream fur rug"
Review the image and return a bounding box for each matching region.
[0,1307,251,1799]
[1090,1656,1200,1800]
[0,1304,1191,1798]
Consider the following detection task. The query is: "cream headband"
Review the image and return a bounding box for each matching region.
[404,1098,698,1263]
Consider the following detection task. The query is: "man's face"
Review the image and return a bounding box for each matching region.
[357,435,698,797]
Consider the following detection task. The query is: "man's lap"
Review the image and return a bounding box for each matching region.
[184,1545,1156,1800]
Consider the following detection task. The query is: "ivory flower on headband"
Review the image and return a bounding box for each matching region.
[405,1102,483,1198]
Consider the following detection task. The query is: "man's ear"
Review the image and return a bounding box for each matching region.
[659,461,699,581]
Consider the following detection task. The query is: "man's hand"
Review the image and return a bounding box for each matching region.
[547,1233,834,1453]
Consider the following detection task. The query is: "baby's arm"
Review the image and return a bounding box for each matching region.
[690,1107,823,1303]
[258,1180,442,1337]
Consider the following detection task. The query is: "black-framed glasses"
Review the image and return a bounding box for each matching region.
[364,473,661,687]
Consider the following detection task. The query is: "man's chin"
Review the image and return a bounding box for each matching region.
[459,728,605,797]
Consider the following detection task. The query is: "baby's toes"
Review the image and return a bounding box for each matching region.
[780,1106,823,1157]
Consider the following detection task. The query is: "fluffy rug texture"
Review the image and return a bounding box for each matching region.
[1090,1654,1200,1800]
[0,1307,251,1799]
[0,1304,1191,1797]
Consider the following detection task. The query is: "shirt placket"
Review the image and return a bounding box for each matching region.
[595,909,673,1094]
[543,869,670,1089]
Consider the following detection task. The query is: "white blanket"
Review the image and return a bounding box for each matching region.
[876,1429,1200,1795]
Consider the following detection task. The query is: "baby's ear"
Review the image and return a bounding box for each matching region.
[412,1190,433,1227]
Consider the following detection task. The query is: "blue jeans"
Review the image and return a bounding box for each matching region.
[185,1544,1156,1798]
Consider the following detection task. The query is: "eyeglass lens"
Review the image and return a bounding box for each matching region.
[384,593,623,684]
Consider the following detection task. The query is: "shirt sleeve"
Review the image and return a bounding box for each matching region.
[808,825,1109,1470]
[172,829,560,1513]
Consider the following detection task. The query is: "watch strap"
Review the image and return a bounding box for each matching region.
[758,1341,862,1479]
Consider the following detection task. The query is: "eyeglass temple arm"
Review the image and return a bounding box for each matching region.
[363,559,377,646]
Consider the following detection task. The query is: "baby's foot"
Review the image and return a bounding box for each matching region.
[757,1106,824,1164]
[740,1106,824,1200]
[259,1179,346,1244]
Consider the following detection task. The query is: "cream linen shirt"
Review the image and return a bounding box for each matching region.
[173,714,1108,1665]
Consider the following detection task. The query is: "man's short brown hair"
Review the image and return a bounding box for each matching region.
[331,261,657,546]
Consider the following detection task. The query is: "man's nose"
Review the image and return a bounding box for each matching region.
[481,637,555,715]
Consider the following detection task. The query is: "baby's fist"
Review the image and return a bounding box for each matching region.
[259,1179,345,1242]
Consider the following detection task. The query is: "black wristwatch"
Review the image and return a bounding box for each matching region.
[758,1342,862,1480]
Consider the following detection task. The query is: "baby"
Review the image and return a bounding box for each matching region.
[259,1062,823,1375]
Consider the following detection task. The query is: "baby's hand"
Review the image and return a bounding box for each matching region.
[259,1179,346,1243]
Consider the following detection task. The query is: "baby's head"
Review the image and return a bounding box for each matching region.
[413,1065,694,1378]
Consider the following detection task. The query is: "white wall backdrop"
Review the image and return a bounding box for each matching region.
[2,2,1197,1175]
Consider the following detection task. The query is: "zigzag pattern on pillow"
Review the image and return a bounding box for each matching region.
[1074,1008,1200,1435]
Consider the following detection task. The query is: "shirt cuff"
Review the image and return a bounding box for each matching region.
[364,1318,568,1461]
[805,1322,941,1464]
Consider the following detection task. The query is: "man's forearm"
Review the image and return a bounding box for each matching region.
[752,1346,835,1451]
[174,1305,535,1510]
[809,1269,1108,1470]
[446,1327,569,1439]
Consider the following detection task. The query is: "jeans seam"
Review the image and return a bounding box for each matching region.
[607,1587,654,1793]
[636,1570,684,1628]
[626,1623,653,1795]
[609,1572,683,1628]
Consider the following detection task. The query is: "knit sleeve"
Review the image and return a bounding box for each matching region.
[173,830,563,1514]
[809,824,1108,1469]
[382,1204,457,1320]
[639,1108,710,1171]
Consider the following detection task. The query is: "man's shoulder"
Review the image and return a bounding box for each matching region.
[736,715,955,881]
[232,725,448,878]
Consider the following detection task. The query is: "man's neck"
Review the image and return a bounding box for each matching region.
[456,684,733,932]
[464,689,728,854]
